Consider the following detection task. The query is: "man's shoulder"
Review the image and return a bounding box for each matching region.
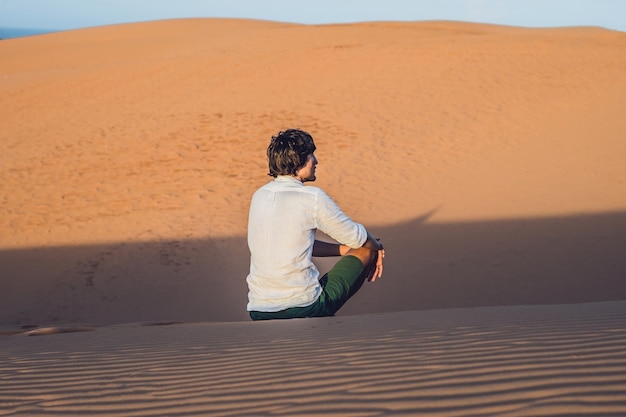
[302,184,323,192]
[301,184,331,199]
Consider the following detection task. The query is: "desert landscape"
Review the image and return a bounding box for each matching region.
[1,18,626,415]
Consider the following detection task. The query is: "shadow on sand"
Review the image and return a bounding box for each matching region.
[2,210,626,327]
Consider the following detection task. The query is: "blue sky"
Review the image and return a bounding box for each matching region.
[1,0,625,32]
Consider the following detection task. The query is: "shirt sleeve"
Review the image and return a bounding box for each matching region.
[314,188,367,249]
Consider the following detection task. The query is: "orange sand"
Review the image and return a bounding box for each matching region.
[2,19,625,325]
[1,18,626,416]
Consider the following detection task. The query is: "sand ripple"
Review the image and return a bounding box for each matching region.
[1,302,625,416]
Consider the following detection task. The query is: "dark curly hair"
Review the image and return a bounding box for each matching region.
[267,129,316,177]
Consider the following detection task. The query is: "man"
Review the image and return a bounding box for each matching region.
[246,129,385,320]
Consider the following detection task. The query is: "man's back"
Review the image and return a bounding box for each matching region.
[246,176,366,312]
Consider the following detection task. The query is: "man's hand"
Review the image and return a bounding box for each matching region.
[367,248,385,282]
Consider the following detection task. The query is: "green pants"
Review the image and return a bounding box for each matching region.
[249,255,366,320]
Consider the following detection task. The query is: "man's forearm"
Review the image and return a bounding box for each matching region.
[312,240,342,257]
[313,232,381,257]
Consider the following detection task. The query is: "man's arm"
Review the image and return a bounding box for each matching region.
[313,231,382,257]
[361,232,385,281]
[312,240,349,257]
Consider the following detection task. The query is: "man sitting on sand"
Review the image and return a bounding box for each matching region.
[246,129,385,320]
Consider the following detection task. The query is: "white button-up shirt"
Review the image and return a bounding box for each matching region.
[246,176,367,312]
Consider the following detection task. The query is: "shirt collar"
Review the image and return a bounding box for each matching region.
[275,175,303,185]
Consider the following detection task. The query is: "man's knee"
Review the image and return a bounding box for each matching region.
[345,246,375,266]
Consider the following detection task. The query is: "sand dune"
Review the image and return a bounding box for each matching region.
[2,302,626,416]
[1,19,625,326]
[2,18,626,417]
